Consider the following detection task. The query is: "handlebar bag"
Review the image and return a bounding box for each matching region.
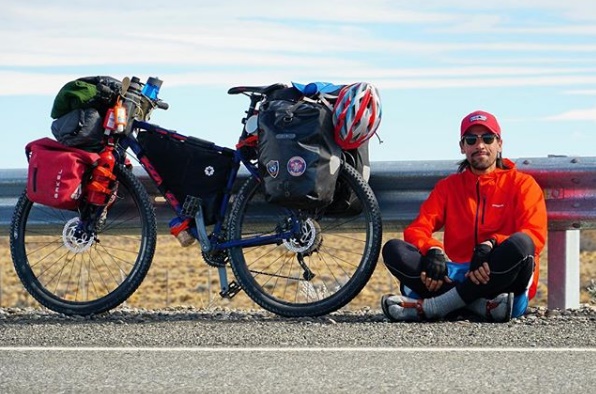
[257,99,341,210]
[25,138,99,210]
[136,129,234,225]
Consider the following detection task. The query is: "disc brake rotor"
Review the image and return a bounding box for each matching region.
[283,218,322,255]
[62,217,95,253]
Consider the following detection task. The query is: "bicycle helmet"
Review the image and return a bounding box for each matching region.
[332,82,382,150]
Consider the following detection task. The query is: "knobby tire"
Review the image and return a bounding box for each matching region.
[9,164,157,316]
[227,163,382,317]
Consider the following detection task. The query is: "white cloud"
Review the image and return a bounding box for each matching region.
[4,68,596,96]
[4,1,596,69]
[443,57,596,65]
[3,24,596,70]
[372,75,596,90]
[433,24,596,35]
[547,107,596,122]
[338,66,596,78]
[3,0,455,27]
[564,90,596,96]
[2,1,596,96]
[411,0,596,20]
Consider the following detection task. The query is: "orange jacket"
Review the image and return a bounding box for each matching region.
[404,158,547,299]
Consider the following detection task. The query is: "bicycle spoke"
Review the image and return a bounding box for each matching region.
[11,164,156,315]
[228,164,381,316]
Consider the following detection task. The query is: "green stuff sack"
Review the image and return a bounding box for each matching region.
[51,80,98,119]
[50,76,121,120]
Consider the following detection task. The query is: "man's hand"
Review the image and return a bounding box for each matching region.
[420,248,451,292]
[466,240,494,285]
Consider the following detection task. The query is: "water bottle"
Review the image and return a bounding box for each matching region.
[303,82,318,96]
[142,77,163,100]
[169,217,196,247]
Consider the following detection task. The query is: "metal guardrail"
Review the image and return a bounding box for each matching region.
[1,156,595,309]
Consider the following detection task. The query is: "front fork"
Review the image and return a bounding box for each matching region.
[77,204,105,238]
[77,165,122,239]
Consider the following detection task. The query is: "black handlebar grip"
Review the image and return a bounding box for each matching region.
[156,101,169,110]
[96,83,115,96]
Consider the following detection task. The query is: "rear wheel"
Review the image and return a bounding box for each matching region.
[227,163,382,317]
[9,164,157,316]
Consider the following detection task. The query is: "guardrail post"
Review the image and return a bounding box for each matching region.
[547,229,580,309]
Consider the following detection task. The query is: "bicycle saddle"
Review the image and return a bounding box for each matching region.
[227,83,287,95]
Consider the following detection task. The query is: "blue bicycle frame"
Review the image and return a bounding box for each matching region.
[119,120,300,252]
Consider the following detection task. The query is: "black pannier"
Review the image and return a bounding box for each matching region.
[257,98,342,209]
[326,141,370,216]
[137,129,234,225]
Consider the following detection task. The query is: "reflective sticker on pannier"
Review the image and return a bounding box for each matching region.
[266,160,280,178]
[287,156,306,177]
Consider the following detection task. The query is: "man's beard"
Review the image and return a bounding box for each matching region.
[469,154,496,171]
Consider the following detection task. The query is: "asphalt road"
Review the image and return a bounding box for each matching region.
[1,307,595,393]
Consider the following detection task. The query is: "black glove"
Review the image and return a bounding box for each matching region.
[470,242,493,272]
[421,248,447,280]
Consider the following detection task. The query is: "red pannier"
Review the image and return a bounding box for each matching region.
[25,138,100,210]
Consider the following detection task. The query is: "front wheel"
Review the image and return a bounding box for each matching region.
[9,164,157,316]
[227,163,382,317]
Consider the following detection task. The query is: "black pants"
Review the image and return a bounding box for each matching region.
[382,232,535,303]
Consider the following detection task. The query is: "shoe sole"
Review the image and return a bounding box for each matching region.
[381,294,399,322]
[504,292,514,322]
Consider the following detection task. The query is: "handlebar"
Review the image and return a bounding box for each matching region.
[99,76,168,111]
[107,76,282,136]
[96,82,117,98]
[106,76,169,134]
[155,100,169,110]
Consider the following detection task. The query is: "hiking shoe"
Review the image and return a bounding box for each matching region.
[381,294,425,322]
[485,292,514,322]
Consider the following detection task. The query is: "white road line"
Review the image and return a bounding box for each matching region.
[0,347,595,352]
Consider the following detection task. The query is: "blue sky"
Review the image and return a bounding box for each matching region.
[2,0,595,169]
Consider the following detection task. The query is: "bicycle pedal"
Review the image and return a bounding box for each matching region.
[219,281,242,299]
[181,195,201,218]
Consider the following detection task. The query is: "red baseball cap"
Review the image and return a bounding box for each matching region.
[460,110,501,137]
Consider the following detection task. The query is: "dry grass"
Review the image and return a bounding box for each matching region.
[1,230,596,311]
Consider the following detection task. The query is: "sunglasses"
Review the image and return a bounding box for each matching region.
[461,134,498,146]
